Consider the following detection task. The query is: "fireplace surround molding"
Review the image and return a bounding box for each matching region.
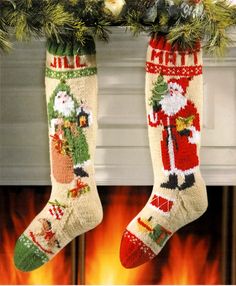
[0,27,236,186]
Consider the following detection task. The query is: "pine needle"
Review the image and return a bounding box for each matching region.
[167,19,203,50]
[42,3,74,41]
[0,30,11,52]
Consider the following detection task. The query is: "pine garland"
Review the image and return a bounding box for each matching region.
[0,0,13,51]
[0,0,236,55]
[126,0,236,55]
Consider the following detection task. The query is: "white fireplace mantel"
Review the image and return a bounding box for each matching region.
[0,28,236,186]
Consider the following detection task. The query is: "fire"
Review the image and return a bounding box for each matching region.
[0,187,222,285]
[159,234,221,285]
[85,186,155,285]
[0,188,71,284]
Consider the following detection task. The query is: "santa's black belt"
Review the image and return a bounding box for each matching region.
[164,125,176,129]
[163,125,178,150]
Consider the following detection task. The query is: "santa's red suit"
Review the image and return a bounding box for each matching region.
[148,97,200,175]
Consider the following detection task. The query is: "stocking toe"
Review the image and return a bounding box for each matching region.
[120,230,155,268]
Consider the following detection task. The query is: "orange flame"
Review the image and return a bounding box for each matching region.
[85,186,155,285]
[0,188,71,285]
[159,234,221,285]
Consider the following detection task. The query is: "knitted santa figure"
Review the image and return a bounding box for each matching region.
[148,76,200,190]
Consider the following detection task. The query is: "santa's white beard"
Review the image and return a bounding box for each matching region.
[54,96,75,117]
[160,92,187,116]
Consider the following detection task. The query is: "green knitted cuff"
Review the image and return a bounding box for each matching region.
[45,66,97,79]
[47,36,96,56]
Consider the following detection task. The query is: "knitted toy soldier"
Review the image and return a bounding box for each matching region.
[120,36,208,268]
[14,37,103,271]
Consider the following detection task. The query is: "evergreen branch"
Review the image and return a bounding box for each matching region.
[167,19,203,50]
[202,0,235,55]
[73,21,89,45]
[126,10,146,36]
[0,30,11,52]
[25,0,32,9]
[42,2,74,42]
[0,7,12,52]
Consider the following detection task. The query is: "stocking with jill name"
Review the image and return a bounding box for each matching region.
[120,36,208,268]
[14,37,103,272]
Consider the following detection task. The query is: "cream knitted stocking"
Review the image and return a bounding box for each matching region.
[14,37,103,272]
[120,36,208,268]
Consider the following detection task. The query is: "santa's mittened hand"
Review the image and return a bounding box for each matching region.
[178,129,191,137]
[188,130,201,144]
[187,126,201,144]
[153,103,162,113]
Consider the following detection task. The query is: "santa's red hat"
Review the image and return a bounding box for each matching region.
[167,77,191,95]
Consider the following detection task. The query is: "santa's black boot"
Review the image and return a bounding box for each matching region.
[178,174,195,190]
[161,174,178,189]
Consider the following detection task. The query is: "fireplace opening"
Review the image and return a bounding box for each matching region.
[0,185,235,285]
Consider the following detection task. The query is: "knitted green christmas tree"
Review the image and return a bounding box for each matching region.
[149,74,168,111]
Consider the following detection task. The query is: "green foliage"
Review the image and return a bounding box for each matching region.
[167,19,203,50]
[201,0,235,56]
[0,0,115,48]
[41,3,74,43]
[0,0,236,55]
[126,0,236,55]
[126,10,146,36]
[0,1,13,51]
[0,16,11,52]
[0,30,11,52]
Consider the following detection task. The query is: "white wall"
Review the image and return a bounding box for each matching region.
[1,28,236,185]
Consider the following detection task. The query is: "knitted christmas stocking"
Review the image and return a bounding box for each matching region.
[120,36,208,268]
[14,37,103,272]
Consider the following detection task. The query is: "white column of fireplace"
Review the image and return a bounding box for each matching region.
[0,28,236,186]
